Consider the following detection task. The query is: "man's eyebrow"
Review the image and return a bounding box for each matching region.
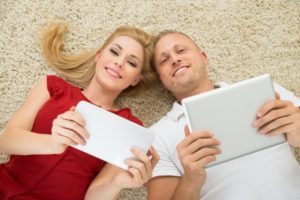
[158,52,168,59]
[158,44,180,58]
[112,43,141,62]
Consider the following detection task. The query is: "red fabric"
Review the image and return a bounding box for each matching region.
[0,75,143,200]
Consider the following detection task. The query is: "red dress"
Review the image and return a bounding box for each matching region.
[0,75,142,200]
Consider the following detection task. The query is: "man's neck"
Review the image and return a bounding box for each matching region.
[175,80,215,102]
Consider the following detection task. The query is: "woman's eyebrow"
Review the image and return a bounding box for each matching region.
[112,43,141,63]
[112,43,122,50]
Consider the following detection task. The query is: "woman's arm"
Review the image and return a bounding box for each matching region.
[0,77,90,155]
[85,147,159,200]
[0,77,55,155]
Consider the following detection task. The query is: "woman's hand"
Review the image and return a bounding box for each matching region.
[51,106,89,153]
[112,146,159,188]
[85,146,159,200]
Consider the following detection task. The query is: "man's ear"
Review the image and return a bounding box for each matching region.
[131,75,143,86]
[200,51,209,65]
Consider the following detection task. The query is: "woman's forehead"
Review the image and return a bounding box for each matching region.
[108,36,144,58]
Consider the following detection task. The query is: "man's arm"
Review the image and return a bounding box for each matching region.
[147,176,180,200]
[148,175,205,200]
[147,127,221,200]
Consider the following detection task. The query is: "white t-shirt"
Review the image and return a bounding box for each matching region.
[150,82,300,200]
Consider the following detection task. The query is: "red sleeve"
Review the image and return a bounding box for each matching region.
[47,75,69,97]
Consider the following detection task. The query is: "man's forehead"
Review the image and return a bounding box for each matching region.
[155,33,197,54]
[158,33,191,45]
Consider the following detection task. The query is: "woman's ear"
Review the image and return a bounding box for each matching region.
[95,51,101,62]
[130,75,143,86]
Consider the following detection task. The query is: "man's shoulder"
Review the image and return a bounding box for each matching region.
[150,102,183,129]
[149,113,174,132]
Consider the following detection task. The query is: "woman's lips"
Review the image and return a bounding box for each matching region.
[105,67,122,79]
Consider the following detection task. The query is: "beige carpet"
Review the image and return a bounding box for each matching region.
[0,0,300,199]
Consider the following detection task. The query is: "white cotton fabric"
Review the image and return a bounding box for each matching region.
[151,83,300,200]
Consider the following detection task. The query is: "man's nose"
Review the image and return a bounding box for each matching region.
[171,53,181,67]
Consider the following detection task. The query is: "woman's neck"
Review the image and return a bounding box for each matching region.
[82,82,120,111]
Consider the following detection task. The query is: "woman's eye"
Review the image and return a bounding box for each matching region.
[128,61,137,67]
[110,49,119,56]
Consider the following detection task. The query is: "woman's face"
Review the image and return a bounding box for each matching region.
[94,35,144,93]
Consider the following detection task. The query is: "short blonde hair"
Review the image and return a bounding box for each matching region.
[151,30,200,70]
[41,21,157,96]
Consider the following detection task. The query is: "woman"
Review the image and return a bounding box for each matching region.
[0,21,159,200]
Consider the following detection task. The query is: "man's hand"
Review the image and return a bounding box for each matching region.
[253,96,300,147]
[176,126,221,187]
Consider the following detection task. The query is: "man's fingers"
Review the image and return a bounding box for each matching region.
[256,99,292,118]
[179,137,220,156]
[275,92,281,100]
[184,125,190,137]
[254,105,296,129]
[179,131,214,149]
[190,147,221,162]
[195,154,217,167]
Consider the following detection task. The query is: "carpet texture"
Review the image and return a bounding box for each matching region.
[0,0,299,199]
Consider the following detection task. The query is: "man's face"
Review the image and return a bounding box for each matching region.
[154,33,209,96]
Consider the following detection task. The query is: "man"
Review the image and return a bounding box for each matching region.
[147,31,300,200]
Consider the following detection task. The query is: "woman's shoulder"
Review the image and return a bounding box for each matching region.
[46,75,79,96]
[46,74,67,83]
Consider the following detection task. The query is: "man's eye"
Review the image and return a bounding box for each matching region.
[178,49,186,53]
[160,58,168,64]
[110,49,119,56]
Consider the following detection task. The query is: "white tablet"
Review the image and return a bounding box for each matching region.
[73,101,154,170]
[182,74,285,167]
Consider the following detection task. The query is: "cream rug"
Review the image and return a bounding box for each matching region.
[0,0,300,199]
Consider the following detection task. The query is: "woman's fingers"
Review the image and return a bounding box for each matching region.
[124,147,159,186]
[58,110,86,127]
[53,117,89,140]
[149,146,160,168]
[52,124,86,145]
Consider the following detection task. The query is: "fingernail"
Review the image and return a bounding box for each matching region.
[131,147,137,153]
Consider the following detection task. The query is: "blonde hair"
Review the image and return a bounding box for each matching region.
[151,30,200,70]
[41,21,156,96]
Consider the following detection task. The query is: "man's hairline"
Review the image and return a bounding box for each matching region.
[154,31,201,51]
[152,31,202,70]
